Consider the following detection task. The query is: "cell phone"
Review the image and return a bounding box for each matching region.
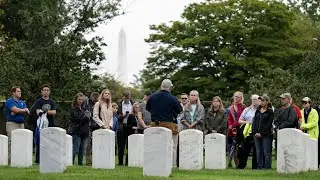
[126,111,129,114]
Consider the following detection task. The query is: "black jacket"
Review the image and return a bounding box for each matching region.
[116,99,134,131]
[274,106,297,130]
[117,113,138,132]
[252,106,274,136]
[69,106,90,137]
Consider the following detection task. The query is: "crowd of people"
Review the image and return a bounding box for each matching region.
[4,79,320,169]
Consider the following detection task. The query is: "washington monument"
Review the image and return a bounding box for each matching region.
[117,27,128,85]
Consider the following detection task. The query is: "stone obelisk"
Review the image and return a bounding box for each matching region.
[117,27,128,85]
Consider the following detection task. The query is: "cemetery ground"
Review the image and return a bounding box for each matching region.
[0,158,319,180]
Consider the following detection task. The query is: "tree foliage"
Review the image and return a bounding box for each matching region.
[142,0,318,100]
[90,73,144,102]
[284,0,320,22]
[0,0,122,101]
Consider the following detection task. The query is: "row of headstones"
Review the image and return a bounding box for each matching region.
[131,128,226,170]
[0,127,318,176]
[0,128,73,171]
[277,128,318,173]
[90,127,226,171]
[0,127,225,175]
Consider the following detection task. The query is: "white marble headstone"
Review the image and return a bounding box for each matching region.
[0,135,8,166]
[11,129,33,167]
[179,129,203,170]
[143,127,173,177]
[66,135,73,166]
[40,127,67,173]
[128,134,144,167]
[92,129,115,169]
[308,137,318,171]
[205,133,226,169]
[277,128,306,173]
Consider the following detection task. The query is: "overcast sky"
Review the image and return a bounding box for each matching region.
[91,0,203,84]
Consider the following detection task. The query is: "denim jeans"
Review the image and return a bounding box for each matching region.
[254,135,272,169]
[72,134,87,165]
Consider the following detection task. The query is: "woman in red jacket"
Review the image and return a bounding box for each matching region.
[227,91,246,168]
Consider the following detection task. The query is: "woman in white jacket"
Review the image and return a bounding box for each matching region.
[93,89,113,129]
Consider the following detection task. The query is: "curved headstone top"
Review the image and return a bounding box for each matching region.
[128,134,144,167]
[179,129,203,136]
[11,129,33,168]
[277,128,306,173]
[179,129,203,170]
[205,133,226,170]
[144,127,172,135]
[143,127,173,177]
[92,128,115,169]
[92,129,115,136]
[40,127,67,174]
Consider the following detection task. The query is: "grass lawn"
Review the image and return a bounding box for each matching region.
[0,158,319,180]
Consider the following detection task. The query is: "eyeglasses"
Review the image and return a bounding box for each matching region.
[302,102,309,105]
[181,98,187,100]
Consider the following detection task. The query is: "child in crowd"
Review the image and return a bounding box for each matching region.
[112,103,119,155]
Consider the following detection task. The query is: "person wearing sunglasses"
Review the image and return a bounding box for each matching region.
[300,97,319,140]
[274,93,298,131]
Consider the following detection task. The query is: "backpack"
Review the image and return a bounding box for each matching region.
[90,104,101,131]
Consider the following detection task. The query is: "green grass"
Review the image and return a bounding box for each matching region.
[0,158,319,180]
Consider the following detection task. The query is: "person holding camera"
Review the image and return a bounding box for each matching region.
[116,90,134,165]
[68,93,91,165]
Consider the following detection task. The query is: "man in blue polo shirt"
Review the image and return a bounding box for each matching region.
[5,86,30,163]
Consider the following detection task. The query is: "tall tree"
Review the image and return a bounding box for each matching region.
[285,0,320,22]
[0,0,122,101]
[142,0,317,100]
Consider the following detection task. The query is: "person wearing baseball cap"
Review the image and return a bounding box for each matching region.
[274,93,298,130]
[300,97,319,140]
[252,94,274,169]
[280,93,302,125]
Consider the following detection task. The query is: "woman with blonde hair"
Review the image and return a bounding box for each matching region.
[180,90,205,131]
[204,96,227,135]
[227,91,246,168]
[92,89,113,129]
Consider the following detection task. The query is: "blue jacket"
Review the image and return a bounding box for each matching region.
[146,90,182,123]
[113,114,118,132]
